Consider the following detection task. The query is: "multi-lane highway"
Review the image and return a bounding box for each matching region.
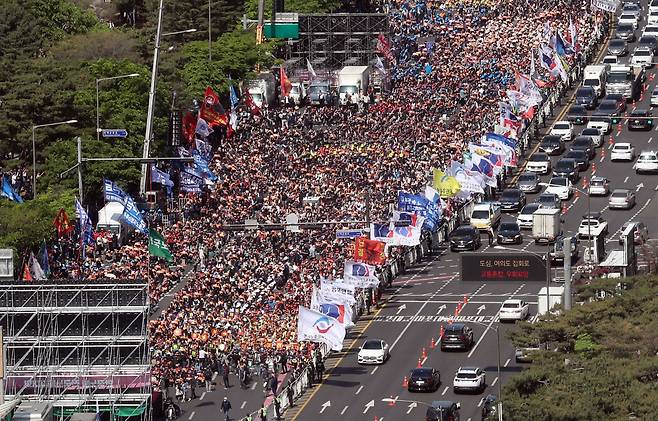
[287,13,658,421]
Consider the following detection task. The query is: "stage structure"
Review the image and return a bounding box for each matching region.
[0,279,150,419]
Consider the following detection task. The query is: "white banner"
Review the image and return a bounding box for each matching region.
[297,306,346,351]
[591,0,618,12]
[320,278,356,304]
[343,260,380,288]
[310,286,354,328]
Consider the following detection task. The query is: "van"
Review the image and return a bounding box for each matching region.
[583,65,608,97]
[469,203,501,231]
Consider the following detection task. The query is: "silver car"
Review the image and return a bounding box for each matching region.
[608,39,628,56]
[609,189,636,209]
[517,172,540,193]
[588,176,610,196]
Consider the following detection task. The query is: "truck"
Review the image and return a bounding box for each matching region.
[583,65,608,97]
[605,64,644,100]
[337,66,370,105]
[537,286,564,316]
[308,80,333,106]
[97,202,131,245]
[532,208,561,244]
[247,72,277,108]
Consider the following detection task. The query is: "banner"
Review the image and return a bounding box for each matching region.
[297,306,346,351]
[53,208,75,237]
[398,191,440,230]
[180,169,202,193]
[150,165,174,187]
[353,236,386,265]
[320,278,356,305]
[200,87,228,127]
[432,169,461,198]
[120,196,148,235]
[103,179,128,204]
[343,260,380,288]
[310,286,354,328]
[149,229,173,262]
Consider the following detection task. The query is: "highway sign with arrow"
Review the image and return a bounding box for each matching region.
[396,304,407,315]
[406,402,417,414]
[476,304,486,315]
[363,400,375,414]
[320,401,331,414]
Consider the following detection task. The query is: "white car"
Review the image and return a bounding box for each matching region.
[580,127,603,147]
[618,13,639,29]
[610,143,636,161]
[517,203,542,229]
[578,213,608,239]
[634,151,658,173]
[499,299,530,321]
[588,176,610,196]
[587,117,610,134]
[526,152,552,174]
[550,120,574,142]
[651,87,658,106]
[602,55,618,65]
[453,367,486,393]
[631,47,653,68]
[643,24,658,37]
[357,339,390,364]
[649,11,658,25]
[544,176,573,200]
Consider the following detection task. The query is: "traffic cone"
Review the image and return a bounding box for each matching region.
[431,337,436,349]
[417,358,422,368]
[463,295,468,304]
[575,189,580,198]
[422,347,427,359]
[610,136,615,146]
[439,325,445,338]
[592,163,597,174]
[562,203,568,215]
[388,396,395,407]
[402,376,409,387]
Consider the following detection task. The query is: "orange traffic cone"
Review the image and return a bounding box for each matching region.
[463,295,468,304]
[592,163,597,174]
[575,189,580,198]
[402,376,409,387]
[417,358,422,368]
[439,325,445,338]
[388,396,395,407]
[422,347,427,359]
[430,337,436,349]
[610,136,615,145]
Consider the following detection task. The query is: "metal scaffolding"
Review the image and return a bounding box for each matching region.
[0,279,150,419]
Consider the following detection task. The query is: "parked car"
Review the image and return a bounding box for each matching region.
[449,225,481,252]
[550,120,574,140]
[536,193,561,209]
[631,47,653,67]
[517,203,542,229]
[539,135,565,155]
[426,401,461,421]
[544,176,573,200]
[639,35,658,55]
[603,93,626,113]
[596,99,623,124]
[499,299,529,321]
[497,221,523,244]
[441,323,474,351]
[517,172,540,193]
[618,14,638,31]
[628,109,653,130]
[609,188,636,209]
[608,38,629,55]
[565,105,588,125]
[610,142,636,161]
[588,176,610,196]
[616,23,637,41]
[499,188,526,212]
[618,221,649,244]
[408,367,441,392]
[602,55,619,65]
[578,212,608,238]
[634,150,658,173]
[453,367,486,393]
[575,87,598,109]
[357,339,390,365]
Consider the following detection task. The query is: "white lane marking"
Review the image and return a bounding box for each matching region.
[341,405,349,415]
[421,356,428,365]
[491,377,499,386]
[200,392,206,401]
[655,124,658,131]
[442,386,449,395]
[504,358,511,367]
[649,137,653,143]
[624,176,629,183]
[599,155,605,163]
[251,382,257,390]
[572,196,580,204]
[478,398,484,407]
[188,411,195,420]
[355,385,364,395]
[393,300,537,304]
[655,184,658,191]
[467,418,472,421]
[241,401,246,409]
[371,366,379,375]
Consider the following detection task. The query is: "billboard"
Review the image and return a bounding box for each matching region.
[460,252,547,282]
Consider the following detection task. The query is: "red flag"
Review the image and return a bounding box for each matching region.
[200,87,228,127]
[182,112,197,144]
[353,237,386,266]
[376,34,393,62]
[53,208,74,237]
[21,262,32,281]
[243,90,261,115]
[280,67,292,97]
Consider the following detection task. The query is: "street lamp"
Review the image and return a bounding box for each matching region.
[96,73,140,141]
[32,119,78,198]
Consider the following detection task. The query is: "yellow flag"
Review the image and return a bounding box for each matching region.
[432,168,461,197]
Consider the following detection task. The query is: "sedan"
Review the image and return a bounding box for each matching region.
[497,221,523,244]
[588,176,610,196]
[517,172,540,193]
[499,188,526,212]
[580,127,603,147]
[634,151,658,173]
[539,135,565,155]
[565,149,590,171]
[408,368,441,392]
[453,367,486,393]
[651,87,658,107]
[616,23,636,41]
[565,105,588,125]
[357,339,390,365]
[517,203,542,229]
[526,152,552,174]
[603,93,626,113]
[544,176,572,200]
[550,120,574,141]
[628,109,653,130]
[499,299,529,321]
[618,221,649,244]
[631,47,653,68]
[608,39,629,56]
[536,193,561,209]
[639,35,658,55]
[618,14,638,30]
[449,225,481,252]
[553,158,579,182]
[571,136,596,159]
[609,188,636,209]
[610,143,636,161]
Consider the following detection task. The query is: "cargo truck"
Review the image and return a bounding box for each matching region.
[338,66,370,105]
[247,72,277,108]
[532,208,561,244]
[537,286,564,316]
[605,64,644,100]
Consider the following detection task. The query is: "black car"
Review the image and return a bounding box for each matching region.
[481,394,498,421]
[608,39,628,56]
[408,367,441,392]
[628,109,653,130]
[615,23,636,42]
[539,135,565,155]
[565,149,590,171]
[571,136,596,159]
[549,235,579,263]
[597,99,622,124]
[575,87,598,109]
[580,127,603,147]
[566,104,588,124]
[449,225,481,252]
[497,221,522,245]
[427,400,461,421]
[441,323,474,351]
[603,93,626,113]
[499,188,526,212]
[553,158,579,182]
[639,35,658,55]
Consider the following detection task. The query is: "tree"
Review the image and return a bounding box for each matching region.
[244,0,341,19]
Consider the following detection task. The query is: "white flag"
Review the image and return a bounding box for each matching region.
[310,286,354,328]
[306,59,317,78]
[297,306,346,351]
[343,261,379,288]
[320,277,356,304]
[29,252,46,280]
[390,218,424,246]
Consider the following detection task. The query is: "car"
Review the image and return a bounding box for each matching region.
[550,120,574,141]
[650,10,658,25]
[628,109,653,130]
[515,346,540,363]
[408,367,441,392]
[441,323,474,351]
[544,176,572,200]
[610,142,636,161]
[553,158,579,182]
[499,299,529,321]
[470,202,501,231]
[539,135,565,155]
[453,367,486,393]
[517,203,542,229]
[616,23,637,41]
[646,24,658,37]
[526,152,552,174]
[449,225,481,252]
[578,212,608,238]
[603,93,626,113]
[575,87,598,109]
[618,221,649,244]
[536,193,561,210]
[564,149,590,171]
[608,38,629,56]
[602,55,619,65]
[499,188,526,212]
[571,136,596,159]
[631,47,653,68]
[426,401,461,421]
[549,235,579,263]
[580,127,603,147]
[651,87,658,106]
[618,14,639,30]
[517,172,540,193]
[609,188,636,209]
[357,339,390,364]
[634,150,658,173]
[597,99,623,124]
[623,2,642,19]
[588,176,610,196]
[587,113,611,134]
[639,35,658,55]
[481,394,498,420]
[565,105,588,125]
[497,221,522,244]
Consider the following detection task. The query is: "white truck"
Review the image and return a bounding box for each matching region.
[247,72,277,108]
[338,66,370,105]
[605,64,644,100]
[583,65,608,97]
[532,208,561,244]
[537,286,564,316]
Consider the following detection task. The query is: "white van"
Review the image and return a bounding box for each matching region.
[583,65,608,97]
[470,203,501,231]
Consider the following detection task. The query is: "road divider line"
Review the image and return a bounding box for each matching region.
[341,405,348,415]
[478,398,484,407]
[355,385,363,395]
[241,401,246,409]
[504,358,511,367]
[491,377,498,387]
[200,392,206,401]
[441,386,449,395]
[188,411,195,420]
[624,176,629,183]
[371,366,379,375]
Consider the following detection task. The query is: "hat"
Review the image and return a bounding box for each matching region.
[224,397,228,401]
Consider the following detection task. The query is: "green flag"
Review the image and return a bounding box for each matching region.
[148,229,173,262]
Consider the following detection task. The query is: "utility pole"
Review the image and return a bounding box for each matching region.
[563,236,572,310]
[77,137,84,203]
[545,250,550,316]
[208,0,212,62]
[256,0,265,44]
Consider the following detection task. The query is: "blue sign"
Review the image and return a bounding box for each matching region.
[102,129,128,138]
[336,229,364,239]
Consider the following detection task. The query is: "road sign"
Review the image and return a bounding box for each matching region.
[275,12,299,22]
[460,252,546,282]
[335,229,365,239]
[102,129,128,138]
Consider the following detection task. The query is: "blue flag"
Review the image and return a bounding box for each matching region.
[39,240,50,276]
[484,132,516,149]
[150,165,174,187]
[1,176,23,203]
[397,191,440,231]
[229,84,240,109]
[75,198,94,247]
[120,195,148,235]
[103,179,128,204]
[180,169,202,193]
[193,152,218,182]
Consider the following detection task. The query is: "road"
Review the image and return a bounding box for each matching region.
[288,12,658,421]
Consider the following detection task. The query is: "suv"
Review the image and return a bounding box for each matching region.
[549,235,579,263]
[408,367,441,392]
[449,225,481,252]
[575,87,598,109]
[426,401,461,421]
[571,136,596,159]
[553,158,579,182]
[499,188,526,212]
[441,323,474,351]
[453,367,486,393]
[628,109,653,130]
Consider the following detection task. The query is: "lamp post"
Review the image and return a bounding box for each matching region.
[31,119,78,198]
[140,3,197,197]
[96,73,140,142]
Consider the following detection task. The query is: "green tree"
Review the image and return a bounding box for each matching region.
[244,0,340,19]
